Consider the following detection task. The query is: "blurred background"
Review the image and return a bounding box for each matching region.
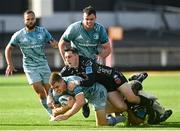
[1,0,180,74]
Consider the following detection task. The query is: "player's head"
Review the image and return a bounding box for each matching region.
[49,72,67,94]
[23,10,36,30]
[82,6,96,30]
[64,47,79,67]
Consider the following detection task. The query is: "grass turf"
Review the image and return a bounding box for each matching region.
[0,72,180,130]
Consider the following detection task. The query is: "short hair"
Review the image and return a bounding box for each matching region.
[64,47,79,55]
[49,72,63,86]
[24,10,35,17]
[83,5,96,16]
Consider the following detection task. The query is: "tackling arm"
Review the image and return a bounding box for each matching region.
[52,93,85,121]
[98,42,111,59]
[58,38,71,63]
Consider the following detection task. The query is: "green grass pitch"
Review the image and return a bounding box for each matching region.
[0,71,180,130]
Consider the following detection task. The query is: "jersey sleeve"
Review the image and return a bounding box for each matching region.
[73,86,84,96]
[8,32,20,46]
[43,27,53,43]
[99,25,109,44]
[62,24,76,42]
[60,66,73,77]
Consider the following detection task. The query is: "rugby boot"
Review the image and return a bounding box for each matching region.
[160,109,173,122]
[82,103,90,118]
[129,72,148,83]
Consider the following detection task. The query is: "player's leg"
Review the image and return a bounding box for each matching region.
[105,100,127,124]
[43,83,50,95]
[95,109,108,126]
[25,68,52,115]
[87,82,108,126]
[88,83,123,126]
[117,82,154,115]
[39,66,53,115]
[32,81,52,115]
[107,91,127,113]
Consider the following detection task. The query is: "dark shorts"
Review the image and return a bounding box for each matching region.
[98,72,128,92]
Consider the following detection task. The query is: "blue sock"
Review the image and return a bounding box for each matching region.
[107,116,117,126]
[41,98,52,115]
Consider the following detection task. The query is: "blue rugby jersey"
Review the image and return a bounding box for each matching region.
[9,26,53,69]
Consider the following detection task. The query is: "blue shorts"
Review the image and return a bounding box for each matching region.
[84,82,107,111]
[24,65,51,85]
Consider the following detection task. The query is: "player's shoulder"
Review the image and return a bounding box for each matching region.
[60,66,72,74]
[11,28,26,39]
[68,21,81,29]
[80,56,94,66]
[70,21,81,26]
[94,22,105,31]
[13,28,25,35]
[63,75,82,81]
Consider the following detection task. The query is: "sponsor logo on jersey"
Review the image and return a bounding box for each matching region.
[97,66,112,75]
[93,33,99,40]
[85,66,93,74]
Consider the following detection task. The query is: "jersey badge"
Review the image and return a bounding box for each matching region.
[85,66,93,74]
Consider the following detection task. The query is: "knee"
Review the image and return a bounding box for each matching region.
[117,103,128,112]
[126,95,140,104]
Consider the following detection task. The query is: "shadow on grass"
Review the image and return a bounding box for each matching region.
[1,122,180,128]
[0,120,96,127]
[0,123,82,127]
[120,122,180,128]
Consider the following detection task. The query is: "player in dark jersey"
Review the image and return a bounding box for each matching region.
[60,48,156,120]
[60,48,173,125]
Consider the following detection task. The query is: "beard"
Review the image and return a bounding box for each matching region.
[26,23,36,30]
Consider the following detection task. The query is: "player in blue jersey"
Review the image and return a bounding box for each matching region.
[48,72,124,126]
[5,10,58,116]
[58,5,111,63]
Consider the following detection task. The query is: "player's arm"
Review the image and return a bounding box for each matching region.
[58,38,71,63]
[5,44,17,75]
[68,73,96,90]
[52,93,85,121]
[98,42,111,59]
[52,95,76,117]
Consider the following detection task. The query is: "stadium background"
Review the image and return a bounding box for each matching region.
[1,0,180,74]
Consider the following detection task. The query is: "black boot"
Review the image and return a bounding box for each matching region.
[82,103,90,118]
[129,72,148,83]
[160,109,173,122]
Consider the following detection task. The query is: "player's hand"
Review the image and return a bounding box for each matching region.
[49,39,58,48]
[53,114,69,121]
[5,64,17,76]
[47,102,56,109]
[96,55,105,64]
